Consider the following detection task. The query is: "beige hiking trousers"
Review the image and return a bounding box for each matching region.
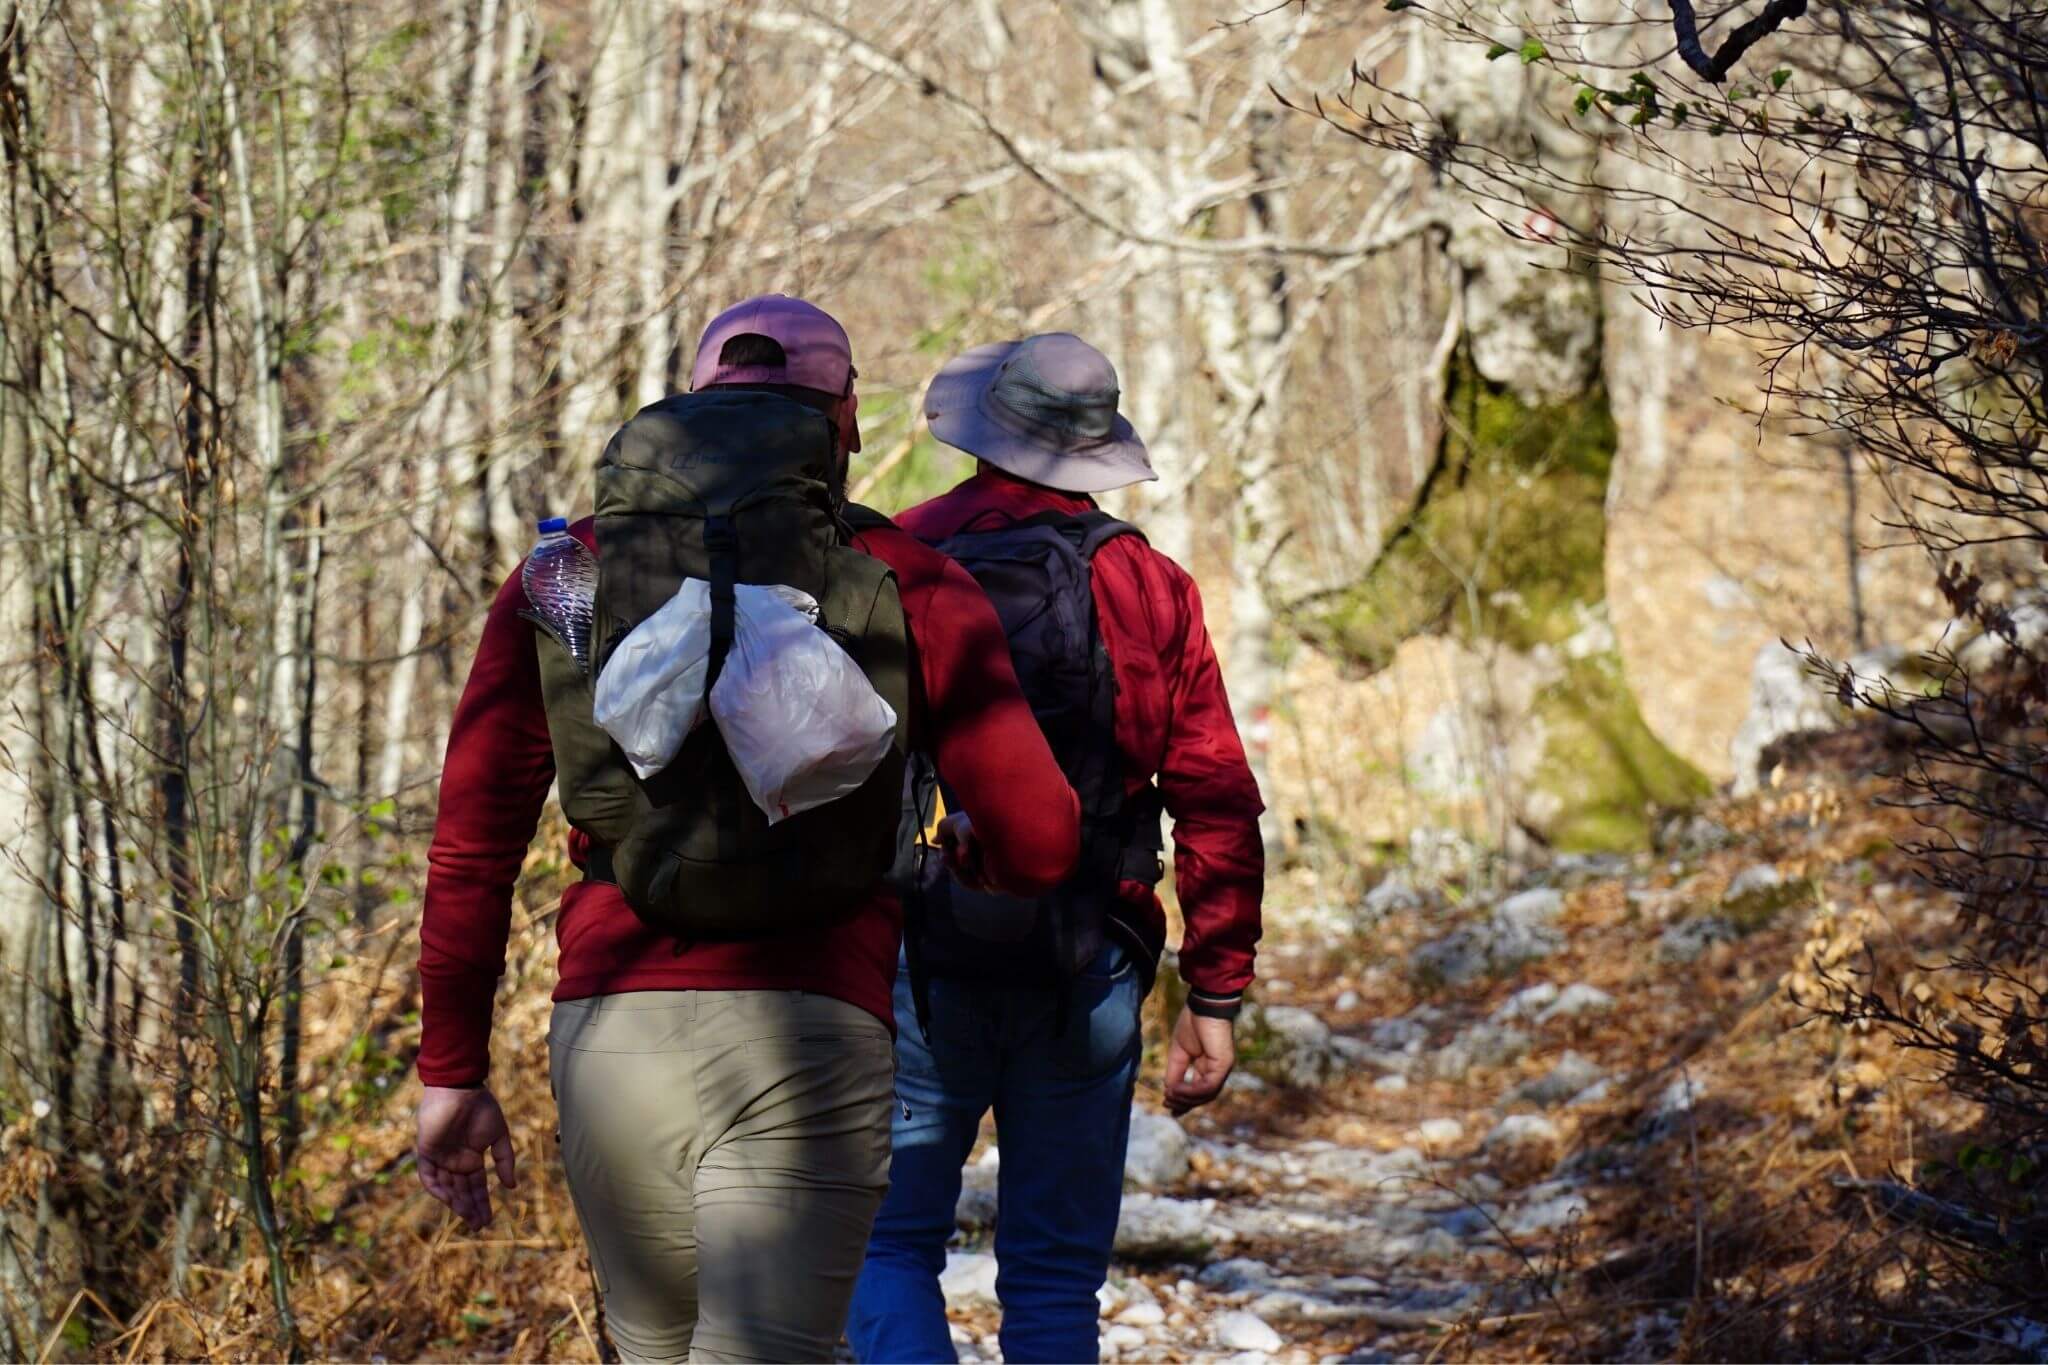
[548,990,895,1363]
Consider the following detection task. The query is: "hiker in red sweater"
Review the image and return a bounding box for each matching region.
[849,332,1264,1363]
[413,297,1080,1363]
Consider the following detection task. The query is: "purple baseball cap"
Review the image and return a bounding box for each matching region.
[689,294,856,397]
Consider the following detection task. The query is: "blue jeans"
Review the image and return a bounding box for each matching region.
[847,945,1144,1364]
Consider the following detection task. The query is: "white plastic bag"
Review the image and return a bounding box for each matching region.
[592,579,714,778]
[711,585,898,824]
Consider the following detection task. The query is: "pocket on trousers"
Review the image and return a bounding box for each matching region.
[718,1033,896,1190]
[1078,940,1136,982]
[1053,970,1144,1081]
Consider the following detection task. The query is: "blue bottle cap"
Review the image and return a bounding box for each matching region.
[537,516,569,534]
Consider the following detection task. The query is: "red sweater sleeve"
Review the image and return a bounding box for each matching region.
[416,564,557,1086]
[1149,561,1265,1006]
[868,529,1081,895]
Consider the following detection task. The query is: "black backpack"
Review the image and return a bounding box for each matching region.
[532,390,912,941]
[904,509,1166,984]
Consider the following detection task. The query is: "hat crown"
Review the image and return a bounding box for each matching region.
[690,293,853,394]
[987,333,1121,445]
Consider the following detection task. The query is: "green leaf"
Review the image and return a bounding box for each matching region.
[1573,87,1596,116]
[1671,101,1690,125]
[1771,67,1792,90]
[1486,42,1512,60]
[1519,37,1546,63]
[367,798,397,820]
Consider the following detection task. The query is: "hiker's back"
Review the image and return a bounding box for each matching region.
[908,507,1164,982]
[534,389,911,940]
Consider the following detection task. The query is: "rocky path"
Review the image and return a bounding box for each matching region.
[935,880,1630,1362]
[931,818,1901,1363]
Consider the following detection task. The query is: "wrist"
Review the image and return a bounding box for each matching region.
[1185,990,1243,1022]
[421,1077,486,1092]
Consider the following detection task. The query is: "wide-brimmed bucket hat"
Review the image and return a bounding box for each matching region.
[923,333,1155,493]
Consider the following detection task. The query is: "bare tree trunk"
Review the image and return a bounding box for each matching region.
[631,0,673,407]
[554,0,633,460]
[1112,0,1199,565]
[442,0,502,554]
[0,0,49,1017]
[165,142,207,1135]
[379,0,499,801]
[199,0,299,1005]
[483,0,533,574]
[1218,110,1291,849]
[277,507,324,1170]
[0,17,53,1348]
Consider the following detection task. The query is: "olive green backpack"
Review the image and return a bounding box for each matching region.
[533,390,911,939]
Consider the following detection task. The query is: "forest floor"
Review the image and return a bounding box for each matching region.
[121,747,2033,1363]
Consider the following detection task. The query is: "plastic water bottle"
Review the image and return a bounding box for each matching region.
[522,516,596,675]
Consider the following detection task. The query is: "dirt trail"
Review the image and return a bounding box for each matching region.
[934,783,1960,1362]
[294,775,1970,1363]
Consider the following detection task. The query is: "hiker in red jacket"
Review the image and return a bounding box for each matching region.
[848,333,1265,1363]
[413,297,1081,1363]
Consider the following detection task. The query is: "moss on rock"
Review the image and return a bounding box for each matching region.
[1306,356,1617,667]
[1302,354,1707,852]
[1530,653,1714,853]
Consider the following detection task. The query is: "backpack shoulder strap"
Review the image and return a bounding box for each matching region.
[952,506,1144,558]
[1070,510,1144,561]
[840,501,897,536]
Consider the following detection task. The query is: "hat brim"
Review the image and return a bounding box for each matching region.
[923,342,1157,495]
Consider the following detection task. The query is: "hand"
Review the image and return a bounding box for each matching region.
[936,812,992,892]
[417,1085,519,1231]
[1163,1007,1236,1116]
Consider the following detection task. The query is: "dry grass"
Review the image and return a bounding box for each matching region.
[29,758,2039,1362]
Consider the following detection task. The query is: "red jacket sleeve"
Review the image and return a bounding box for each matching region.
[416,565,557,1086]
[873,529,1081,895]
[1148,560,1265,1008]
